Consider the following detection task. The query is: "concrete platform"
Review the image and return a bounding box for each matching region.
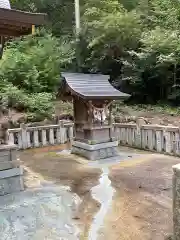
[0,184,79,240]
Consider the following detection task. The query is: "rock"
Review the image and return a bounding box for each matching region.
[160,120,168,126]
[57,114,74,122]
[131,116,137,122]
[0,121,11,144]
[150,118,161,125]
[146,119,152,124]
[136,118,146,126]
[167,124,175,127]
[12,121,20,128]
[43,119,52,125]
[173,122,180,127]
[114,115,137,123]
[17,116,27,124]
[114,116,123,123]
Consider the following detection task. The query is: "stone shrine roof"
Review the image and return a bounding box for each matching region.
[60,72,130,100]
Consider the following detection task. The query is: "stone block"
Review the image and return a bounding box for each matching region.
[0,144,17,151]
[99,149,107,159]
[0,167,23,179]
[173,163,180,240]
[0,167,24,195]
[71,145,119,161]
[0,175,24,196]
[0,145,17,162]
[0,154,10,163]
[107,148,113,157]
[72,141,118,151]
[11,149,18,161]
[0,144,22,196]
[0,160,20,171]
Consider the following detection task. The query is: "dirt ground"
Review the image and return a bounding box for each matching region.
[20,145,179,240]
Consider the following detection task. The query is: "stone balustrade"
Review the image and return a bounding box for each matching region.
[7,121,74,149]
[7,122,180,155]
[114,123,180,156]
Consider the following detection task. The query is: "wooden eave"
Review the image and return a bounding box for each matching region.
[61,72,130,100]
[0,8,47,36]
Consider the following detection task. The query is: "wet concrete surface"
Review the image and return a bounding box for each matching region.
[2,144,179,240]
[0,184,79,240]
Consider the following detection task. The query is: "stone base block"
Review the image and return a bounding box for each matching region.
[71,141,119,160]
[0,167,24,196]
[0,144,18,163]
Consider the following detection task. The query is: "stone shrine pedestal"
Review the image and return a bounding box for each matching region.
[0,144,24,196]
[72,140,119,161]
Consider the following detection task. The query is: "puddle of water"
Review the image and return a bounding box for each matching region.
[88,167,115,240]
[56,149,72,155]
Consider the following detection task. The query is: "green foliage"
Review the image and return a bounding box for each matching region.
[8,0,180,107]
[1,32,62,93]
[11,0,75,36]
[0,30,74,119]
[0,84,55,118]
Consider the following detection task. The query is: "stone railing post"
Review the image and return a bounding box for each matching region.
[136,125,142,148]
[7,130,14,145]
[20,123,27,149]
[173,163,180,240]
[68,124,74,143]
[164,128,171,154]
[59,120,65,144]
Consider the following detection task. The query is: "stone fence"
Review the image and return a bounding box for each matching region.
[114,123,180,156]
[6,121,180,155]
[7,121,74,149]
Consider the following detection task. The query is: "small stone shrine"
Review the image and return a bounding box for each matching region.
[0,0,46,195]
[60,73,130,160]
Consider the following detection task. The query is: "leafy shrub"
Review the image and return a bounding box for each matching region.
[0,84,55,118]
[0,33,59,93]
[0,30,75,120]
[0,30,74,93]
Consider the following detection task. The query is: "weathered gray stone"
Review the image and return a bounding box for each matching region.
[136,118,146,126]
[0,184,79,240]
[151,118,161,125]
[156,130,163,152]
[71,145,119,161]
[0,160,20,171]
[72,141,118,151]
[0,145,23,196]
[0,144,17,151]
[0,167,23,179]
[107,148,113,157]
[0,174,24,196]
[10,149,18,161]
[173,163,180,240]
